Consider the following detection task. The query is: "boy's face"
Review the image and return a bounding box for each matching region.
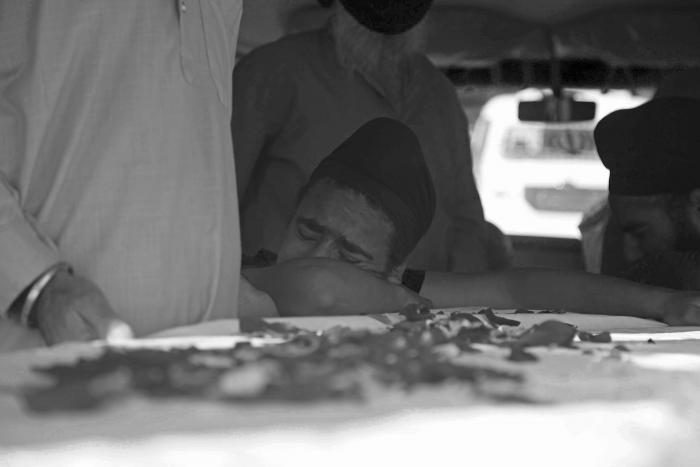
[277,180,396,277]
[610,193,700,263]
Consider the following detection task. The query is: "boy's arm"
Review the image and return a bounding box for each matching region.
[243,258,431,317]
[421,269,694,323]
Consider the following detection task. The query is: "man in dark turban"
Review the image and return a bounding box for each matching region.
[242,118,437,315]
[243,118,700,326]
[595,94,700,289]
[276,117,435,280]
[233,0,502,275]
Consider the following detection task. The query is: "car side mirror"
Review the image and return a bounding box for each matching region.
[518,95,596,122]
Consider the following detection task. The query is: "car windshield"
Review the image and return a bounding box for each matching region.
[503,126,597,159]
[466,87,649,238]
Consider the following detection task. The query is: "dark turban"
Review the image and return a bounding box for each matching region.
[339,0,433,35]
[595,97,700,196]
[308,117,436,263]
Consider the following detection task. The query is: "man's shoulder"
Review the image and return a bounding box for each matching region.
[411,54,455,90]
[409,54,462,110]
[236,30,323,72]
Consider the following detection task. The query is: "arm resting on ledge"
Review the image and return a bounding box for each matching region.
[243,258,430,317]
[421,268,700,324]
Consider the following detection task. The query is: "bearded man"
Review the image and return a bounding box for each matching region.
[595,96,700,290]
[232,0,501,274]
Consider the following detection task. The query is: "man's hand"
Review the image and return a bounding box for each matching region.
[34,270,133,345]
[390,282,433,312]
[660,292,700,326]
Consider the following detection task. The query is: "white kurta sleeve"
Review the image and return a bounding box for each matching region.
[0,175,60,317]
[0,3,61,318]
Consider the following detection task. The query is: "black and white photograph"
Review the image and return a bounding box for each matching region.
[1,0,700,465]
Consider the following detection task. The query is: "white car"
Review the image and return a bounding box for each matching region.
[473,88,647,238]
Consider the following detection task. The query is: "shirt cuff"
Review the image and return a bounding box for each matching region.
[0,218,60,319]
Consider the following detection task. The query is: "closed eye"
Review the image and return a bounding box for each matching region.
[339,250,363,264]
[297,224,319,240]
[621,222,648,236]
[339,238,373,262]
[296,218,324,240]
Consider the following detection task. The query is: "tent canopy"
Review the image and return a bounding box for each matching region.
[239,0,700,69]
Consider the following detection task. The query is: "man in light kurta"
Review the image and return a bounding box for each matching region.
[0,0,246,341]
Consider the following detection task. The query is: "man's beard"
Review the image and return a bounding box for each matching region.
[331,6,426,100]
[672,207,700,252]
